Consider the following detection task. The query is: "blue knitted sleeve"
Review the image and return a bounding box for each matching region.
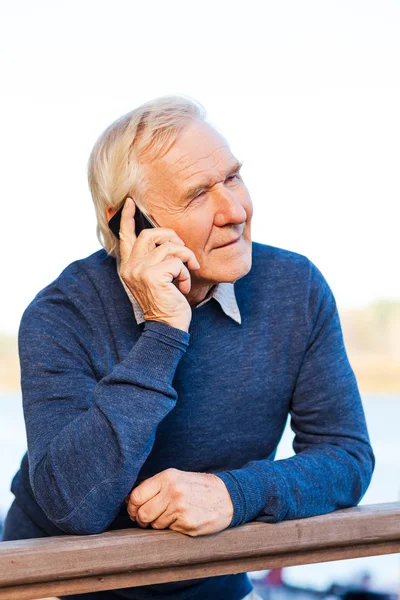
[18,285,190,535]
[215,260,375,528]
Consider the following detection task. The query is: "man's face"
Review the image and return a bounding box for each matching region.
[139,119,253,285]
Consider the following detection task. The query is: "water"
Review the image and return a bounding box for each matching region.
[1,391,399,593]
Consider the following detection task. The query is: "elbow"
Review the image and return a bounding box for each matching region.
[30,459,116,536]
[42,497,112,535]
[33,493,107,535]
[40,496,113,536]
[352,442,376,505]
[362,443,376,496]
[52,518,107,536]
[31,476,111,536]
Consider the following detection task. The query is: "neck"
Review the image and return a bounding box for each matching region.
[185,282,216,308]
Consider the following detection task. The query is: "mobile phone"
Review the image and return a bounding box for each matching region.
[108,199,158,240]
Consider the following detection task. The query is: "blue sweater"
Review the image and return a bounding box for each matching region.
[3,242,375,600]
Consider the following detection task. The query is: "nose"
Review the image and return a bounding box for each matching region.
[213,184,247,227]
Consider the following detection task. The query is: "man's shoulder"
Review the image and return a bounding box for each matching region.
[248,241,332,308]
[250,241,312,282]
[252,240,310,264]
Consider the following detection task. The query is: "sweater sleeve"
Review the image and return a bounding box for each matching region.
[18,285,190,535]
[214,260,375,529]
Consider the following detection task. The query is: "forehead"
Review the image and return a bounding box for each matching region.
[142,120,236,187]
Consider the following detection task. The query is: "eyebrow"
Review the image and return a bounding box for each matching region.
[181,159,244,202]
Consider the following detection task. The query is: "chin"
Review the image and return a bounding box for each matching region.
[210,252,252,284]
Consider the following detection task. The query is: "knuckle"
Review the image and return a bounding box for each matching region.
[165,467,178,477]
[172,487,185,502]
[137,229,151,241]
[163,468,178,484]
[140,228,152,237]
[137,507,149,522]
[131,488,142,503]
[170,257,182,268]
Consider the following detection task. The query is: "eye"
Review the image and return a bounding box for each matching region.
[226,172,241,183]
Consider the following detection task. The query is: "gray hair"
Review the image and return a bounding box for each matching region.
[87,94,207,259]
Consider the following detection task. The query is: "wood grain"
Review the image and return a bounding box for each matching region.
[1,502,399,600]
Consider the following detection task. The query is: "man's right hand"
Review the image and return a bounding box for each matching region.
[118,197,200,333]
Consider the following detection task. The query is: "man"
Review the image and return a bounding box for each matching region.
[2,95,375,600]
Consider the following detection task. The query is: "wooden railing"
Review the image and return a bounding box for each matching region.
[0,502,399,600]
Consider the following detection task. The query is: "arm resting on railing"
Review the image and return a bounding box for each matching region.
[215,261,375,528]
[19,284,190,535]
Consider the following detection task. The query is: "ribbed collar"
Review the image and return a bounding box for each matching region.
[115,255,241,325]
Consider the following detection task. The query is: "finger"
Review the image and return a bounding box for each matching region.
[148,242,200,271]
[130,227,186,258]
[129,475,162,507]
[136,514,149,528]
[174,264,192,295]
[135,494,167,525]
[119,197,137,264]
[154,257,192,295]
[167,518,192,535]
[150,507,177,530]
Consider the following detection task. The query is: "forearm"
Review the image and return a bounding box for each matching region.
[216,259,376,529]
[27,321,190,535]
[215,435,375,528]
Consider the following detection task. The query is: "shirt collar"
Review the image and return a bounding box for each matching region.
[115,255,241,325]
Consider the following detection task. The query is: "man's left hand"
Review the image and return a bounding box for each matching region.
[125,468,234,536]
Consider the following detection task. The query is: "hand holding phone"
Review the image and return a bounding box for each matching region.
[110,197,200,333]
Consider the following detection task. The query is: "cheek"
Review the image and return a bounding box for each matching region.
[176,211,214,252]
[240,187,253,219]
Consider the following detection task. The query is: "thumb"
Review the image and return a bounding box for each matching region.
[119,196,137,264]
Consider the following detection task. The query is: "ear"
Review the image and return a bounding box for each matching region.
[106,205,119,224]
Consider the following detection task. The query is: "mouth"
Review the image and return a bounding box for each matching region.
[217,235,242,248]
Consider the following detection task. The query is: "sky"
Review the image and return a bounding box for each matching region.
[1,0,399,334]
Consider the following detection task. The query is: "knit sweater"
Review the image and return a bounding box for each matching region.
[3,241,375,600]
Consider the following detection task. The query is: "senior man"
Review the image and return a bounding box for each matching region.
[2,95,375,600]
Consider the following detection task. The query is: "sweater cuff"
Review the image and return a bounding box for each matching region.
[119,319,190,385]
[214,460,288,528]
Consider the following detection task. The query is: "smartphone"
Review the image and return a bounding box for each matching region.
[108,199,158,240]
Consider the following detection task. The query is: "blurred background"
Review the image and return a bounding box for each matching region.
[0,0,399,597]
